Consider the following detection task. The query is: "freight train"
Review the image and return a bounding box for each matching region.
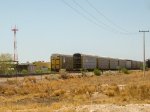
[146,59,150,68]
[51,53,143,71]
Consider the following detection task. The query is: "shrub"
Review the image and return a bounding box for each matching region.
[94,68,101,76]
[59,69,68,79]
[5,69,16,75]
[121,68,129,74]
[52,89,65,96]
[23,77,37,83]
[35,69,43,74]
[21,69,28,74]
[80,69,88,77]
[122,83,150,100]
[117,66,121,73]
[45,76,51,80]
[103,84,119,97]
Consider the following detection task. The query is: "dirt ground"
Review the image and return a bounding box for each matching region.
[55,104,150,112]
[0,70,150,112]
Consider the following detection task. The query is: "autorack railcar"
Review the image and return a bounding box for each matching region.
[136,61,142,69]
[131,60,138,69]
[131,60,143,70]
[97,57,110,70]
[146,59,150,68]
[73,53,97,71]
[109,58,119,70]
[118,59,126,69]
[125,60,132,69]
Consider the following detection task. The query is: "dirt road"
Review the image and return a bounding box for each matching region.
[56,104,150,112]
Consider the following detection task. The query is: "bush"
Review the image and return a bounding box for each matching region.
[35,69,43,74]
[24,77,37,83]
[121,68,129,74]
[117,66,121,73]
[59,69,68,79]
[94,68,101,76]
[21,69,28,74]
[5,69,16,75]
[80,69,88,77]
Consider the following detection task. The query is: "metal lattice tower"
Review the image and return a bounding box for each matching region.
[12,26,18,62]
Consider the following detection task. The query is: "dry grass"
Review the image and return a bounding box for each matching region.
[0,70,150,111]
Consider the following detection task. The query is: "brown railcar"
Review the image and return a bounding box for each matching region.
[118,59,126,68]
[51,54,73,71]
[97,57,110,70]
[73,53,97,70]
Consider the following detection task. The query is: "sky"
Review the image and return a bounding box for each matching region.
[0,0,150,63]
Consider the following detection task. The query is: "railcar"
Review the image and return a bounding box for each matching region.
[50,53,143,71]
[146,59,150,68]
[73,53,97,70]
[109,58,119,70]
[131,61,142,69]
[118,59,126,69]
[125,60,132,69]
[51,54,73,71]
[97,57,110,70]
[131,60,138,69]
[136,61,142,69]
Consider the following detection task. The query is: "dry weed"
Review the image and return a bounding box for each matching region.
[0,70,150,111]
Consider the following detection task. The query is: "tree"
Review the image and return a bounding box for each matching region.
[0,53,13,74]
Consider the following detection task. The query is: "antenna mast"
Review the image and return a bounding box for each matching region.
[12,25,18,62]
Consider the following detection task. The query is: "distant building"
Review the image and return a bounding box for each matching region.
[32,61,50,71]
[16,63,36,74]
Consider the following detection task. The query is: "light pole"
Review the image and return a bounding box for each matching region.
[139,30,149,77]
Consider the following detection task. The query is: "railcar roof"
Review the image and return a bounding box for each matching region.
[73,53,98,57]
[51,54,72,57]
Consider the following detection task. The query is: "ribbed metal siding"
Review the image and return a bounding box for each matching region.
[82,55,97,69]
[61,56,73,70]
[97,57,110,70]
[110,58,119,70]
[136,61,142,69]
[131,61,137,69]
[119,60,126,68]
[126,60,132,69]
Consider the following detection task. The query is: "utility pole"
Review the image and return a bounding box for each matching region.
[139,30,149,77]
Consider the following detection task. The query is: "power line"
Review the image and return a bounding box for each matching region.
[86,0,130,33]
[62,0,118,33]
[61,0,107,30]
[62,0,138,35]
[72,0,121,34]
[75,0,138,35]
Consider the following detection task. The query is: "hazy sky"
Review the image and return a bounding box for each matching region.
[0,0,150,62]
